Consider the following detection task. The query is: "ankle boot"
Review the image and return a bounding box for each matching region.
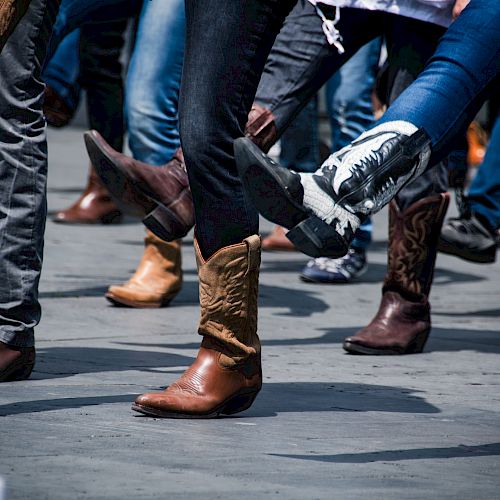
[106,231,182,308]
[0,342,35,382]
[53,164,123,224]
[235,121,432,258]
[0,0,31,52]
[344,193,449,355]
[133,235,262,418]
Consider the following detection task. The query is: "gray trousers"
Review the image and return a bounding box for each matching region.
[0,0,59,347]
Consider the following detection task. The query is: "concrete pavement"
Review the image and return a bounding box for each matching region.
[1,127,499,499]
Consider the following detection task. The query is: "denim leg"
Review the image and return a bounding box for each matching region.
[0,0,59,347]
[468,116,500,230]
[126,0,185,165]
[180,0,296,257]
[42,29,81,111]
[380,0,500,165]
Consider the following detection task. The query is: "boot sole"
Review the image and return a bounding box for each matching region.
[131,388,260,419]
[105,292,175,309]
[0,360,35,382]
[343,329,429,355]
[85,131,190,241]
[52,211,123,225]
[234,138,349,258]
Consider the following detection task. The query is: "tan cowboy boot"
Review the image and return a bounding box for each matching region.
[106,231,182,308]
[0,0,31,52]
[53,164,122,224]
[133,235,262,418]
[344,193,449,355]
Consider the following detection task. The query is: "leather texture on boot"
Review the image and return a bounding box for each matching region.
[133,235,262,418]
[262,226,296,251]
[106,231,182,308]
[344,193,449,355]
[245,104,278,153]
[0,0,31,52]
[0,342,35,382]
[53,165,123,224]
[84,130,194,236]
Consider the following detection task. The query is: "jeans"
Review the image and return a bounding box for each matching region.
[468,115,500,231]
[126,0,185,165]
[0,0,60,347]
[380,0,500,166]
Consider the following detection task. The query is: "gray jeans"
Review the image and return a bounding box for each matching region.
[0,0,59,347]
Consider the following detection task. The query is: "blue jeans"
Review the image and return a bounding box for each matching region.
[468,115,500,231]
[380,0,500,166]
[126,0,185,165]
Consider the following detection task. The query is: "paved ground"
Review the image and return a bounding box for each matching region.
[1,127,499,500]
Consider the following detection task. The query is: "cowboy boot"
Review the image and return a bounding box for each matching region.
[84,130,194,241]
[235,120,432,258]
[343,193,449,355]
[0,0,31,52]
[133,235,262,418]
[106,231,182,308]
[53,164,123,224]
[0,342,35,382]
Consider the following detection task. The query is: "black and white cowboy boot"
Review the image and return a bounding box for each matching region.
[235,121,431,258]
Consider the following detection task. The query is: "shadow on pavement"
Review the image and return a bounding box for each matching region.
[0,381,438,417]
[270,442,500,463]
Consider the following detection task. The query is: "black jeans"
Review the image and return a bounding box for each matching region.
[179,0,297,258]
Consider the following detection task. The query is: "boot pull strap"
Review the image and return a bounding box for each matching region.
[245,235,261,272]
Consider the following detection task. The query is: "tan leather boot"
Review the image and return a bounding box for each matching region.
[0,0,31,52]
[106,231,182,308]
[53,165,122,224]
[133,235,262,418]
[344,193,449,355]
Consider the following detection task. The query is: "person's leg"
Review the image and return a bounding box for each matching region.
[0,0,60,381]
[439,114,500,264]
[236,1,500,259]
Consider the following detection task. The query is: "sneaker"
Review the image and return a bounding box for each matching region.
[235,121,431,258]
[438,214,497,263]
[300,248,368,283]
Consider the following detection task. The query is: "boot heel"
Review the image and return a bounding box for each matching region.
[4,362,35,382]
[221,390,259,415]
[143,205,189,241]
[287,216,349,258]
[406,329,430,354]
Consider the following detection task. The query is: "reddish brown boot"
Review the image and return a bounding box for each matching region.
[344,193,449,355]
[0,0,31,52]
[53,165,123,224]
[262,226,296,251]
[133,235,262,418]
[0,342,35,382]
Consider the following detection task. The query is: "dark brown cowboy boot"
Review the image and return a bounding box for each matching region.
[344,193,449,355]
[133,235,262,418]
[0,342,35,382]
[53,164,123,224]
[84,130,194,241]
[0,0,31,53]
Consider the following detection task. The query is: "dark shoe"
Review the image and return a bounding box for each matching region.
[262,226,296,251]
[235,121,431,258]
[344,194,449,355]
[343,291,430,355]
[0,342,35,382]
[84,130,194,241]
[439,214,497,264]
[0,0,31,53]
[133,235,262,418]
[43,85,75,128]
[301,248,367,284]
[53,165,123,224]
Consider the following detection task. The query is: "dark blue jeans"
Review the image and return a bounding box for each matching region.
[468,115,500,231]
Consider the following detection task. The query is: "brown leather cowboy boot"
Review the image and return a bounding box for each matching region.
[106,231,182,308]
[53,164,123,224]
[0,342,35,382]
[84,130,194,241]
[343,193,449,355]
[133,235,262,418]
[0,0,31,52]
